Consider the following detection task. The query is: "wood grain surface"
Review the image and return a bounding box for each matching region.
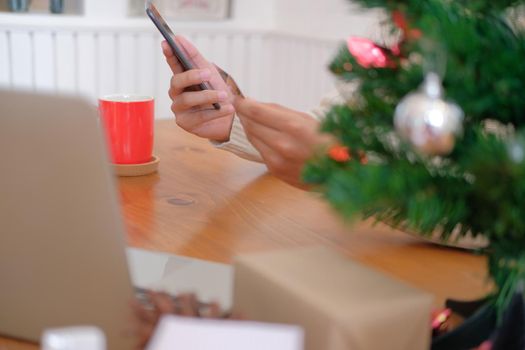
[0,120,490,349]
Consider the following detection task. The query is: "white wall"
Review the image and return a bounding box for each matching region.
[0,1,385,115]
[231,0,275,28]
[85,0,276,26]
[85,0,128,18]
[85,0,383,38]
[274,0,383,41]
[0,17,337,115]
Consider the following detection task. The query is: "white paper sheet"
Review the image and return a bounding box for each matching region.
[146,315,304,350]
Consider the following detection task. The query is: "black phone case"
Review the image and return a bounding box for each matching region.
[146,8,221,110]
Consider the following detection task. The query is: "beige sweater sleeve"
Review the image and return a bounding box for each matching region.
[212,89,344,162]
[210,116,263,162]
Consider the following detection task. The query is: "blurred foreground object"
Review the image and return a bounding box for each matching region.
[304,0,525,346]
[146,315,303,350]
[41,327,106,350]
[233,247,433,350]
[49,0,63,13]
[7,0,30,11]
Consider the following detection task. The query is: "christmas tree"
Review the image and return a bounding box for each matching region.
[304,0,525,344]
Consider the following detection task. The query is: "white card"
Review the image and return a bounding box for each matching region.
[146,316,304,350]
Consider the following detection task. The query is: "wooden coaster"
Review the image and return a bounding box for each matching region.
[113,155,160,177]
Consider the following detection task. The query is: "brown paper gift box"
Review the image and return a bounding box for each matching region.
[233,246,434,350]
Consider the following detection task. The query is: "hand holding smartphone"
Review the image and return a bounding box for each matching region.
[145,0,221,110]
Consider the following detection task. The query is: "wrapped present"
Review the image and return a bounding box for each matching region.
[233,246,433,350]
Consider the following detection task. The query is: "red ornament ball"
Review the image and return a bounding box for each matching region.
[346,37,391,68]
[328,145,351,162]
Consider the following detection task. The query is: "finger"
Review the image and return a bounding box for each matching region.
[237,97,316,134]
[176,294,197,316]
[172,37,230,95]
[151,292,177,315]
[174,104,234,130]
[161,41,184,75]
[164,37,231,97]
[172,90,229,112]
[206,303,222,318]
[175,35,210,69]
[262,102,298,114]
[189,115,235,141]
[168,69,211,98]
[234,97,292,131]
[247,134,304,187]
[198,301,222,319]
[241,118,312,161]
[237,97,325,147]
[161,40,174,58]
[249,135,305,187]
[131,300,157,325]
[241,128,280,165]
[169,69,211,97]
[177,294,200,316]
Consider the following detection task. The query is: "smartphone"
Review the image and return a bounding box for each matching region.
[145,0,221,110]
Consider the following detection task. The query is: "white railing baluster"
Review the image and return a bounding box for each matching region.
[97,32,117,96]
[52,31,58,94]
[29,30,36,91]
[33,30,55,93]
[10,30,33,90]
[0,30,13,88]
[77,31,97,101]
[55,31,76,93]
[0,22,339,119]
[93,32,100,98]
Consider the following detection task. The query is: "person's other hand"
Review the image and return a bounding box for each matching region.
[162,36,235,142]
[131,291,224,349]
[234,98,333,189]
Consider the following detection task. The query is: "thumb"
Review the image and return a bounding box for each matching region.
[235,97,282,126]
[233,96,258,118]
[161,36,210,74]
[175,35,210,69]
[161,40,183,75]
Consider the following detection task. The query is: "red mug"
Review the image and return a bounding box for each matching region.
[99,94,154,165]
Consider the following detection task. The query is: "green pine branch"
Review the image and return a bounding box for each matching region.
[304,0,525,319]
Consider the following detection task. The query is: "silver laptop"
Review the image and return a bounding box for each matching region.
[0,90,136,349]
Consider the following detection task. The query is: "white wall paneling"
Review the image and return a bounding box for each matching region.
[154,32,173,119]
[135,33,157,97]
[274,0,383,41]
[227,34,249,94]
[0,21,339,117]
[116,32,138,93]
[244,34,264,100]
[33,30,55,92]
[77,31,97,97]
[84,0,127,18]
[10,30,33,90]
[0,31,11,87]
[97,32,118,98]
[55,31,77,93]
[274,36,291,106]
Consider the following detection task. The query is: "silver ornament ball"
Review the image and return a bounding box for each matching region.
[394,73,464,156]
[507,137,525,164]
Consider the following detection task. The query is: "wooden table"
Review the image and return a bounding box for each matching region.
[0,120,489,349]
